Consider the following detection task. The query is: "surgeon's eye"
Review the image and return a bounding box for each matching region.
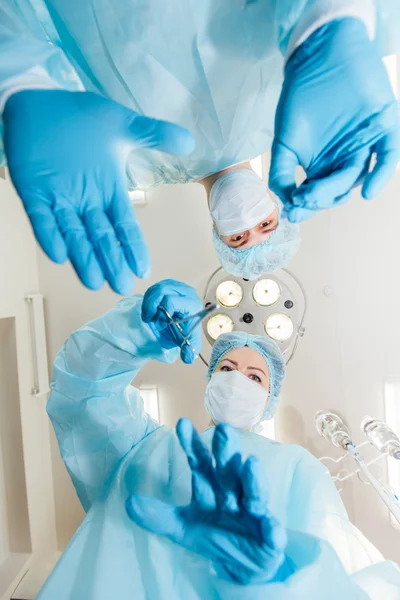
[261,219,277,231]
[259,218,278,236]
[231,233,245,242]
[220,365,233,372]
[249,374,262,383]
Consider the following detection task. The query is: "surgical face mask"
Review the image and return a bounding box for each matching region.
[210,169,275,236]
[204,370,268,430]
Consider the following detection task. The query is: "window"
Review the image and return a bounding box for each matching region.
[383,55,397,97]
[258,419,276,440]
[250,155,263,179]
[140,386,160,422]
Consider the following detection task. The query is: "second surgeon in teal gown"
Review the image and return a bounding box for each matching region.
[38,279,400,599]
[1,1,400,292]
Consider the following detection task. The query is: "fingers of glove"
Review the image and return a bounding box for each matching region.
[292,152,369,210]
[180,342,199,365]
[108,189,151,279]
[161,296,203,357]
[212,424,242,511]
[128,114,195,155]
[165,292,203,316]
[126,496,184,543]
[285,206,317,223]
[82,206,134,295]
[292,104,397,208]
[269,140,299,204]
[22,196,68,264]
[177,418,217,510]
[362,126,400,199]
[146,295,194,349]
[52,204,105,290]
[259,513,288,553]
[341,103,399,161]
[240,456,269,518]
[142,280,198,323]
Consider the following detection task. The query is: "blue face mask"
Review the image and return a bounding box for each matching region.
[212,217,300,280]
[204,370,268,430]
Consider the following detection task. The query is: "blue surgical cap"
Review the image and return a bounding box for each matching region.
[206,331,285,421]
[212,211,300,280]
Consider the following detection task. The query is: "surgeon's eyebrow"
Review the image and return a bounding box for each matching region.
[220,359,266,377]
[247,366,267,376]
[221,358,238,366]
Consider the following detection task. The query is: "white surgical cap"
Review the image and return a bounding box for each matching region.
[210,168,275,236]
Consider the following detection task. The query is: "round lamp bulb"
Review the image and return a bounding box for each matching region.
[207,314,235,340]
[264,313,294,342]
[253,279,281,306]
[216,280,243,308]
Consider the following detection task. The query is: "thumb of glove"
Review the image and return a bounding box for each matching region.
[127,114,195,155]
[181,343,197,365]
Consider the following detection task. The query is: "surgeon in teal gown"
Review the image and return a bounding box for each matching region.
[1,1,400,292]
[38,279,400,599]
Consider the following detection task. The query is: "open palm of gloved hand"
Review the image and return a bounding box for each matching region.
[142,280,203,364]
[3,90,194,294]
[270,18,400,223]
[126,419,289,585]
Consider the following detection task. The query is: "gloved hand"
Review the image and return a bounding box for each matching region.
[142,279,203,364]
[3,90,195,294]
[269,18,400,223]
[126,419,289,584]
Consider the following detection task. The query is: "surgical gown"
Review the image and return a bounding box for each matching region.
[40,295,400,599]
[1,0,400,189]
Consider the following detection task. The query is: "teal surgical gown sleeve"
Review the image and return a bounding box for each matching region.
[47,294,179,511]
[0,1,79,88]
[0,1,82,163]
[2,1,400,187]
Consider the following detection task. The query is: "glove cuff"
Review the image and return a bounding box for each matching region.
[0,65,63,114]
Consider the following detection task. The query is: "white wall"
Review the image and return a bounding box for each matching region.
[0,174,57,597]
[37,172,400,561]
[283,172,400,561]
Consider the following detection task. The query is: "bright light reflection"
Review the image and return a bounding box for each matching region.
[216,280,243,308]
[264,313,294,342]
[253,279,281,306]
[207,314,234,340]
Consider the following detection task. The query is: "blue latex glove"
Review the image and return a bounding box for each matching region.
[269,18,400,223]
[3,90,195,294]
[126,419,290,585]
[142,279,203,364]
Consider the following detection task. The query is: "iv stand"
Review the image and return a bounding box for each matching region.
[346,443,400,525]
[315,411,400,526]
